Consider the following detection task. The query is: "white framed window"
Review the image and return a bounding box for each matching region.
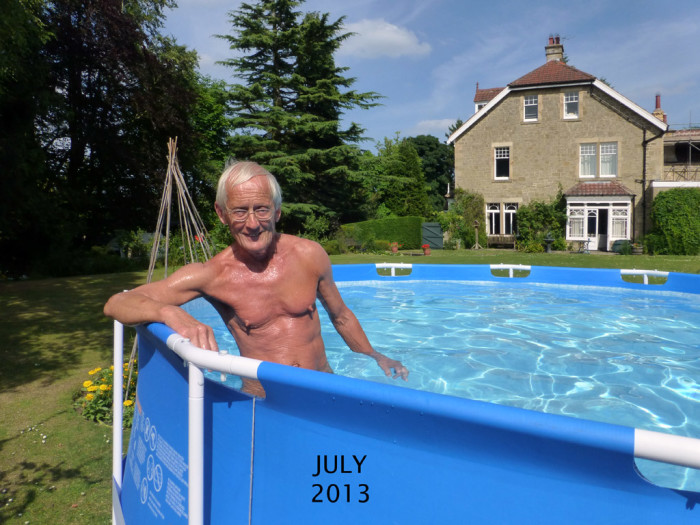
[524,95,538,121]
[504,203,518,235]
[611,208,628,238]
[568,207,585,238]
[487,203,501,235]
[579,143,596,178]
[494,146,510,179]
[600,142,618,177]
[564,91,579,119]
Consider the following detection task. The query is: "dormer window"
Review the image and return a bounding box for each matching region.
[564,91,579,119]
[524,95,538,121]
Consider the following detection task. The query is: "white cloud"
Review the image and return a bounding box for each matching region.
[408,118,455,139]
[340,19,431,59]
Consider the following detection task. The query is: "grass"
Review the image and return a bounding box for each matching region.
[0,250,697,523]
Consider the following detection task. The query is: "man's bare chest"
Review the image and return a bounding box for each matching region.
[204,267,319,329]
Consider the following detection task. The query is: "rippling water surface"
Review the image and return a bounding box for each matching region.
[198,279,700,491]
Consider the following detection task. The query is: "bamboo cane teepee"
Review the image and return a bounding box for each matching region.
[124,137,214,402]
[146,137,214,280]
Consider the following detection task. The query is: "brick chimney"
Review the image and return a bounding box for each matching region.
[545,35,564,62]
[652,93,667,123]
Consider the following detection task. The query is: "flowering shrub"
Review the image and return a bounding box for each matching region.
[76,361,137,427]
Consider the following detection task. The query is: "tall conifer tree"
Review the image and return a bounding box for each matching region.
[217,0,379,234]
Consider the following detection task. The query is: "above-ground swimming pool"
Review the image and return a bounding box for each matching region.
[113,264,700,524]
[197,268,700,492]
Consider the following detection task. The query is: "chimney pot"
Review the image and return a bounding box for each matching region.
[545,34,564,62]
[655,94,661,109]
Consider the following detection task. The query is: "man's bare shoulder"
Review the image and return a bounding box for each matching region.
[278,234,329,266]
[163,250,230,288]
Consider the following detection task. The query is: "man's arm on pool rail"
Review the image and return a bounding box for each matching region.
[104,264,220,352]
[316,253,409,380]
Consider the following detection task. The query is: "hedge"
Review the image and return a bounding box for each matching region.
[646,188,700,255]
[340,216,423,250]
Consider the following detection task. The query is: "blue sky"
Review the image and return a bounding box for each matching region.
[163,0,700,149]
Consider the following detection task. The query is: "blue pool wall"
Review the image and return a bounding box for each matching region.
[119,265,700,524]
[333,263,700,293]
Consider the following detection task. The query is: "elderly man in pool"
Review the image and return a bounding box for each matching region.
[104,161,409,396]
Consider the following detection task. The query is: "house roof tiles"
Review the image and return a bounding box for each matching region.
[474,87,505,103]
[564,180,635,197]
[509,60,595,88]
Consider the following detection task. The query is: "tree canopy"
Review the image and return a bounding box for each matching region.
[216,0,380,233]
[406,135,454,212]
[0,0,229,275]
[360,136,432,219]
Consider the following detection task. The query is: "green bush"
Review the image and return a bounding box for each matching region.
[340,216,423,250]
[75,361,137,428]
[434,189,487,249]
[516,192,567,251]
[647,188,700,255]
[519,239,545,253]
[322,239,341,255]
[374,239,392,252]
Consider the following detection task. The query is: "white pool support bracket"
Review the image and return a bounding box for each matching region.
[490,263,532,278]
[620,268,669,285]
[113,325,700,525]
[165,334,262,525]
[376,262,413,276]
[112,321,124,525]
[188,362,204,525]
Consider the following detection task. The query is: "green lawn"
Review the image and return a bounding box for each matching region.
[0,250,697,523]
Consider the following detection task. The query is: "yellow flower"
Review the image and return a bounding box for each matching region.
[88,367,102,375]
[123,400,134,407]
[87,385,98,392]
[83,380,93,388]
[110,365,114,371]
[86,393,94,401]
[99,384,110,391]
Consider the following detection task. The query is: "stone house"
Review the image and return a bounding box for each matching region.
[447,36,668,251]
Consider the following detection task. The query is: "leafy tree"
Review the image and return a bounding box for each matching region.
[361,136,431,219]
[0,0,53,274]
[446,118,464,139]
[216,0,380,234]
[0,0,212,276]
[406,135,454,212]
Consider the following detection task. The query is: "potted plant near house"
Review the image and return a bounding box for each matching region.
[631,243,643,255]
[422,244,431,256]
[391,242,399,253]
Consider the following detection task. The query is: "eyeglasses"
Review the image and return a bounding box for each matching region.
[227,206,274,223]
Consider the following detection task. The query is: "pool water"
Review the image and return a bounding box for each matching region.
[197,279,700,491]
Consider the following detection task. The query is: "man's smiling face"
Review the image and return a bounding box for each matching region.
[216,174,281,260]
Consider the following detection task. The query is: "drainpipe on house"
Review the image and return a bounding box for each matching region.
[641,129,664,239]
